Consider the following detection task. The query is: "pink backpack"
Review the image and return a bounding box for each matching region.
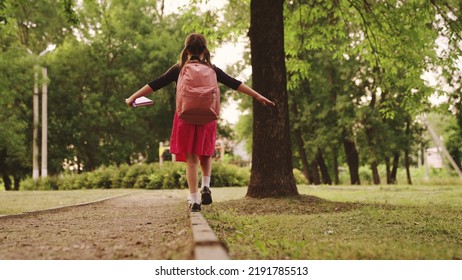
[176,62,220,125]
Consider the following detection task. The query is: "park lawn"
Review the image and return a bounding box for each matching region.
[204,185,462,260]
[0,189,136,215]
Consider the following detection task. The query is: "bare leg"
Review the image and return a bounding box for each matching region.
[200,156,213,177]
[186,153,200,194]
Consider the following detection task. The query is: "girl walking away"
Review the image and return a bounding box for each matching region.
[126,33,275,212]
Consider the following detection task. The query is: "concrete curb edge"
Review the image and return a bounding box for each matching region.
[0,193,133,219]
[190,211,230,260]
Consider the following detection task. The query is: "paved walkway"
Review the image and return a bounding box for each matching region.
[0,192,194,260]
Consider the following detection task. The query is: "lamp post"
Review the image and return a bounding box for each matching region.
[29,45,55,179]
[41,66,48,177]
[32,64,39,180]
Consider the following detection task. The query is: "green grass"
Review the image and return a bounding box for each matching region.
[2,185,460,259]
[204,185,462,260]
[0,189,136,215]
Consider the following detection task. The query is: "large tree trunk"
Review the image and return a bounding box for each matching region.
[247,0,298,197]
[342,133,360,185]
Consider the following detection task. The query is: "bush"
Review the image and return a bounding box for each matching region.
[146,162,187,189]
[211,163,249,187]
[293,168,308,185]
[111,164,130,189]
[20,176,59,190]
[122,164,156,188]
[20,162,251,190]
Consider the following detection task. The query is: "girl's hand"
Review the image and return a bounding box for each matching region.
[125,97,135,107]
[256,94,276,107]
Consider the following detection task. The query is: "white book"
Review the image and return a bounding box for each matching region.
[131,96,154,108]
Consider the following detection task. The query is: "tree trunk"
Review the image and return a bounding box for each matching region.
[3,174,12,191]
[404,150,412,185]
[294,127,312,183]
[333,147,340,185]
[291,98,312,184]
[327,65,339,185]
[316,149,332,184]
[385,157,392,184]
[364,114,380,185]
[13,175,20,191]
[389,153,399,184]
[342,133,360,185]
[371,161,380,185]
[309,159,321,185]
[404,118,412,185]
[247,0,298,197]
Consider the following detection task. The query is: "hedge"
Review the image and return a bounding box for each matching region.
[21,162,248,190]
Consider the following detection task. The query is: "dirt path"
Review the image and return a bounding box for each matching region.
[0,192,193,260]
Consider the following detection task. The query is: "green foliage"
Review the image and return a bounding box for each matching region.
[147,163,187,190]
[3,0,462,190]
[41,1,188,172]
[281,0,459,184]
[20,162,251,190]
[211,162,249,187]
[292,168,308,185]
[0,17,35,180]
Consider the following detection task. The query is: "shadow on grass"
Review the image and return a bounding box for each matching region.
[211,194,389,215]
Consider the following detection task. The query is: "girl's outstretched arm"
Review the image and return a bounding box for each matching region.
[237,83,276,107]
[125,85,153,106]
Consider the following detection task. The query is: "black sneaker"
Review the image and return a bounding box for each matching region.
[190,203,201,212]
[201,186,212,205]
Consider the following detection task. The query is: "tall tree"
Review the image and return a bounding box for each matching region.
[46,0,184,172]
[247,0,298,197]
[0,0,72,186]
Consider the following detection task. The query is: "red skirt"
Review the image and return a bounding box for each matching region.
[170,113,217,162]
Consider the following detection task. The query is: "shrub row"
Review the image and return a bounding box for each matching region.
[21,162,251,191]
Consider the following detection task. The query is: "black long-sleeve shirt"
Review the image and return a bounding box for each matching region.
[147,64,242,91]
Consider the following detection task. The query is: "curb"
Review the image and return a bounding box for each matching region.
[190,211,230,260]
[0,193,132,219]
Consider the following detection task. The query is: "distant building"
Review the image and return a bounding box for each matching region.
[426,147,443,168]
[233,141,251,162]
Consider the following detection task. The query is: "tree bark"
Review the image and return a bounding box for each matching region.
[389,153,399,184]
[404,118,412,185]
[371,161,380,185]
[342,132,360,185]
[294,127,312,183]
[247,0,298,197]
[332,147,340,185]
[404,150,412,185]
[316,149,332,184]
[291,97,312,184]
[309,159,321,185]
[385,157,391,184]
[13,175,20,191]
[3,174,12,191]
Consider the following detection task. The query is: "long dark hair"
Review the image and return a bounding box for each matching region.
[179,33,212,69]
